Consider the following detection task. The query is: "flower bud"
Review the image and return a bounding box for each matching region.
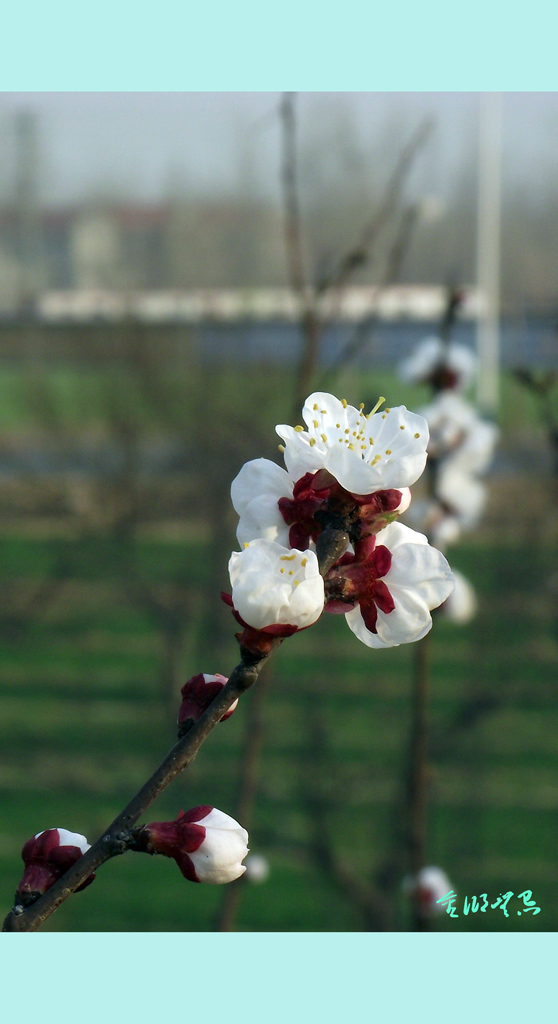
[402,866,453,917]
[142,806,249,884]
[17,828,95,905]
[244,853,270,884]
[178,673,238,732]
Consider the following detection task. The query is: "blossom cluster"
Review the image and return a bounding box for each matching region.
[399,338,497,623]
[226,391,454,648]
[400,337,498,550]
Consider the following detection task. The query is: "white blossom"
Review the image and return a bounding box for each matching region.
[244,853,270,884]
[276,392,428,496]
[231,458,292,547]
[420,392,498,471]
[338,522,454,648]
[229,538,324,631]
[403,865,453,916]
[399,336,476,391]
[418,392,498,532]
[188,808,249,885]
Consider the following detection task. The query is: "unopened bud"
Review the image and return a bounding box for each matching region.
[178,673,237,732]
[142,806,249,884]
[402,866,453,917]
[17,828,95,905]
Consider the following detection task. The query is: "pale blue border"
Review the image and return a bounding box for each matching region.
[1,0,557,90]
[1,1,556,1019]
[1,933,555,1021]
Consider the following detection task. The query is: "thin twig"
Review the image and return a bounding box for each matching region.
[315,117,434,299]
[2,528,349,933]
[405,633,431,931]
[215,665,271,932]
[280,93,322,415]
[299,700,391,930]
[318,202,420,389]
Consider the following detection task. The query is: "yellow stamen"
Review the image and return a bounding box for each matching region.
[361,445,367,450]
[344,428,350,434]
[294,579,299,586]
[313,403,318,410]
[359,403,365,410]
[348,443,355,451]
[280,554,296,561]
[369,438,374,445]
[295,425,304,433]
[301,557,308,566]
[288,570,293,575]
[280,567,284,573]
[414,432,420,439]
[321,433,328,443]
[369,396,386,416]
[371,454,382,466]
[385,408,391,413]
[400,425,405,430]
[278,444,285,452]
[309,437,316,447]
[336,423,341,428]
[321,409,327,414]
[313,419,319,428]
[386,449,392,455]
[341,398,347,408]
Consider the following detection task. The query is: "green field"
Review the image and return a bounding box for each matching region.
[0,354,556,931]
[0,531,556,932]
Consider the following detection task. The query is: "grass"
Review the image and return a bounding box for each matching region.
[0,528,556,932]
[0,358,556,931]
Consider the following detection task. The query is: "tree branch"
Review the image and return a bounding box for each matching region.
[3,528,349,932]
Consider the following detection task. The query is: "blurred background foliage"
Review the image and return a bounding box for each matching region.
[0,92,557,931]
[0,354,556,931]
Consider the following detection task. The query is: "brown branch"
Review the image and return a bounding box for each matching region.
[405,632,431,931]
[281,101,432,413]
[279,92,322,415]
[318,202,420,389]
[315,117,434,299]
[298,701,391,931]
[3,528,349,933]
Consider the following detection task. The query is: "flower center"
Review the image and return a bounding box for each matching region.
[324,538,396,633]
[276,550,308,588]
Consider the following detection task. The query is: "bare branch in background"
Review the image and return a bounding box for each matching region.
[215,666,271,932]
[280,99,433,412]
[404,634,431,931]
[319,202,421,389]
[315,117,434,298]
[298,698,392,931]
[280,93,322,414]
[513,365,558,476]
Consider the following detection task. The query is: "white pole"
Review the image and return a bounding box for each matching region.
[476,92,502,416]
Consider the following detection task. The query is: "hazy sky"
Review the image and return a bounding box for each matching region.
[0,92,557,205]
